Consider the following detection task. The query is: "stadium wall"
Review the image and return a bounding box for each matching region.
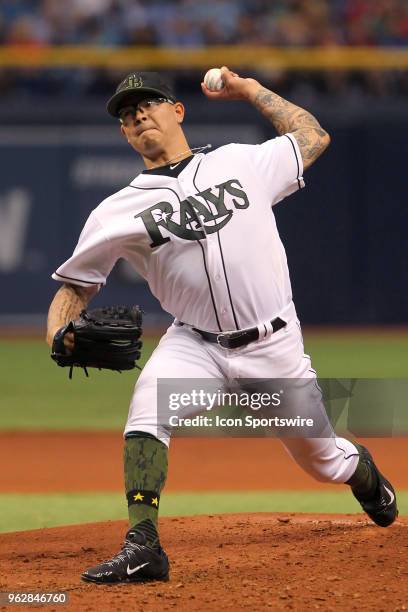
[0,100,406,326]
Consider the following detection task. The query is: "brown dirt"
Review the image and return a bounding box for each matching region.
[1,435,406,610]
[0,514,407,611]
[1,434,407,493]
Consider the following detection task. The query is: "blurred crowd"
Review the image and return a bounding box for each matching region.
[1,0,408,46]
[0,0,407,100]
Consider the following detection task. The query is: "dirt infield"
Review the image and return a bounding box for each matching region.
[1,434,407,492]
[0,514,407,611]
[1,436,407,610]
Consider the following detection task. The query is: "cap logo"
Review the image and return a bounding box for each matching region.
[124,75,143,89]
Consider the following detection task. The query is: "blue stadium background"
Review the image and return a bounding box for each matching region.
[0,0,407,327]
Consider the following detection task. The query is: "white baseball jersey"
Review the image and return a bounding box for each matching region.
[53,131,362,486]
[53,133,304,332]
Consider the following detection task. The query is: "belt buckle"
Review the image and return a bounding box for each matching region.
[216,332,230,348]
[217,331,247,349]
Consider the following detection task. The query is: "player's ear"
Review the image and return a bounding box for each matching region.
[120,124,129,141]
[174,101,185,124]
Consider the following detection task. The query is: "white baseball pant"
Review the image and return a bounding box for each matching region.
[125,307,359,484]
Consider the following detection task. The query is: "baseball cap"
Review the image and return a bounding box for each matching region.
[107,71,177,118]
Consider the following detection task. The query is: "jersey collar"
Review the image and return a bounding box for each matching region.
[141,155,194,178]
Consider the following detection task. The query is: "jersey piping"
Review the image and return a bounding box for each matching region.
[284,134,302,190]
[192,159,239,330]
[189,159,222,331]
[53,272,99,285]
[215,231,239,330]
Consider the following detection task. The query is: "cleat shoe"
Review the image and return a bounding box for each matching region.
[352,445,398,528]
[81,528,169,584]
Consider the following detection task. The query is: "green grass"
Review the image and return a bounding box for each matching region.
[1,333,405,535]
[304,333,408,378]
[0,338,158,430]
[1,490,407,533]
[0,332,407,430]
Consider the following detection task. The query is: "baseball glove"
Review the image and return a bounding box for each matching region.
[51,305,143,378]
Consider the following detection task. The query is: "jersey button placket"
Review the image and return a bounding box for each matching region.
[180,178,224,331]
[183,172,232,331]
[207,241,234,329]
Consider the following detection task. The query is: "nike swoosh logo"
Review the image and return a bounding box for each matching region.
[127,561,150,576]
[384,485,395,505]
[170,162,181,169]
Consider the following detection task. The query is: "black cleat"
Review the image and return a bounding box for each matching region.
[352,445,398,528]
[81,528,169,584]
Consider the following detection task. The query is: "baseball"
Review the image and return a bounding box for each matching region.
[204,68,224,92]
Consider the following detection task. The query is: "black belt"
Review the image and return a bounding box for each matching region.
[192,317,287,350]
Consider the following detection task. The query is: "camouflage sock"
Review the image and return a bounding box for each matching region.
[346,446,378,498]
[124,433,168,546]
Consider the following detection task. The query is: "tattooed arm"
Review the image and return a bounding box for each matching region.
[250,87,330,170]
[46,283,98,349]
[202,66,330,170]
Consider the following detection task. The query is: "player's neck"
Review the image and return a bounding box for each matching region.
[143,143,193,170]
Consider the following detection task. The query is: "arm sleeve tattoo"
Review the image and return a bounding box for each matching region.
[252,88,330,170]
[46,283,96,345]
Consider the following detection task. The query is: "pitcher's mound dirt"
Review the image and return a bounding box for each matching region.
[1,513,407,611]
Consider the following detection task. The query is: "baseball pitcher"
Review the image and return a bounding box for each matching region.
[46,68,398,584]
